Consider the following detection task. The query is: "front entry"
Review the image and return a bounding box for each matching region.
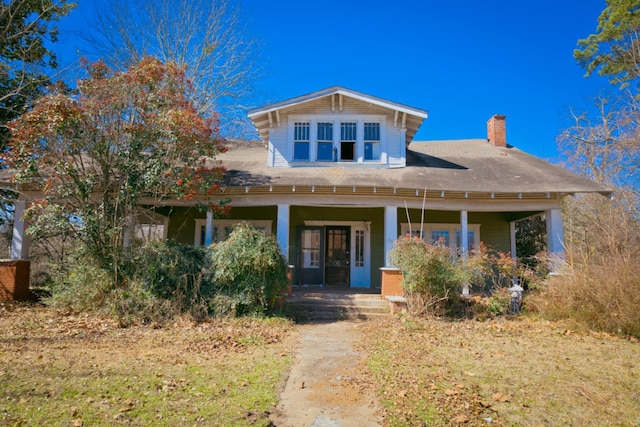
[297,223,370,287]
[325,226,350,286]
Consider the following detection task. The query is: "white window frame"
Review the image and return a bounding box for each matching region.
[194,219,273,246]
[288,114,386,164]
[400,223,481,253]
[364,122,381,161]
[293,121,310,161]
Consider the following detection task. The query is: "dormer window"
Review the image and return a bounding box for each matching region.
[293,121,310,161]
[317,122,334,161]
[364,122,381,161]
[340,122,357,161]
[287,114,388,165]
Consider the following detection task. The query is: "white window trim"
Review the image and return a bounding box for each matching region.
[288,114,387,164]
[194,219,273,246]
[400,223,481,253]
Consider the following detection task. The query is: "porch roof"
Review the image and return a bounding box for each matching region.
[220,139,612,196]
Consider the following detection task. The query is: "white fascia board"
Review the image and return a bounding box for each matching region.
[248,86,428,119]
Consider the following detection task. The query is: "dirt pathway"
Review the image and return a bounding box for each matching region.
[270,321,382,427]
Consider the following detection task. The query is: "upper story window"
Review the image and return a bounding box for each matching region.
[287,115,386,165]
[293,122,310,161]
[340,122,357,161]
[317,122,333,161]
[364,122,381,161]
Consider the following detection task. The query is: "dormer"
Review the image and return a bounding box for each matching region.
[248,86,428,168]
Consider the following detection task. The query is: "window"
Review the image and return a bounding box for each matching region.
[340,122,357,161]
[301,229,321,268]
[456,230,476,252]
[364,122,381,161]
[431,230,450,247]
[293,122,310,161]
[317,122,333,161]
[400,223,481,254]
[194,220,272,246]
[355,229,365,267]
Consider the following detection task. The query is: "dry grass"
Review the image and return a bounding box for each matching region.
[0,303,295,426]
[360,316,640,426]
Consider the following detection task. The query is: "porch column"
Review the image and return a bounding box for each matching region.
[277,204,290,262]
[460,210,468,258]
[460,210,470,295]
[509,221,517,260]
[545,208,565,271]
[384,205,398,266]
[10,199,30,260]
[204,209,214,245]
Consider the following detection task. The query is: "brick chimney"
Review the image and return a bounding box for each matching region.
[487,114,507,147]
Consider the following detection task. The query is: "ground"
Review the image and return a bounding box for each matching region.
[1,303,639,426]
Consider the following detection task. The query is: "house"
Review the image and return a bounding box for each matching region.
[7,86,610,291]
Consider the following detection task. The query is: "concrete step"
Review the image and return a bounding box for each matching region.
[285,293,389,322]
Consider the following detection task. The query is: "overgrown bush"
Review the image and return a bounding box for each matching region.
[206,223,288,316]
[44,252,113,312]
[130,240,209,316]
[390,237,541,318]
[528,193,640,338]
[389,236,467,316]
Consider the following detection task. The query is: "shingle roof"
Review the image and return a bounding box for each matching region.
[219,139,612,195]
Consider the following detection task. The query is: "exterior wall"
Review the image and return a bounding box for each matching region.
[289,206,385,288]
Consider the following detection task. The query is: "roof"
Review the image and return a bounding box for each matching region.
[248,86,428,146]
[219,139,612,196]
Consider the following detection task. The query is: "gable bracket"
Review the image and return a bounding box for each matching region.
[267,111,273,128]
[332,94,336,112]
[339,93,343,112]
[394,110,399,127]
[275,110,280,127]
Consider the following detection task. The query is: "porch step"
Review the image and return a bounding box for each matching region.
[285,292,389,322]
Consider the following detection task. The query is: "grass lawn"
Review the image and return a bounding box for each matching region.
[359,316,640,426]
[0,303,295,427]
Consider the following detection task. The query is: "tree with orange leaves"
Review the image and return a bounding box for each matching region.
[3,57,227,280]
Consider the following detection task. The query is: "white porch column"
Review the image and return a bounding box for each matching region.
[10,200,30,260]
[460,210,470,295]
[460,210,468,258]
[384,205,398,266]
[509,221,517,260]
[545,208,565,271]
[277,204,290,262]
[204,209,214,245]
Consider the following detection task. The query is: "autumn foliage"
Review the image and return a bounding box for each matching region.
[3,57,227,277]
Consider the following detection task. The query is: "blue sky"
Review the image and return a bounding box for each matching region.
[55,1,610,161]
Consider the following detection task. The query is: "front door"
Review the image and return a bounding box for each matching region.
[325,226,350,286]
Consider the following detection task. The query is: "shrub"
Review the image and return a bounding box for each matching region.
[44,251,113,312]
[206,222,288,316]
[131,240,209,303]
[389,236,466,316]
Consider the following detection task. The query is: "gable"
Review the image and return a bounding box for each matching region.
[249,86,427,147]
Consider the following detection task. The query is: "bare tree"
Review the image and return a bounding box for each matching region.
[559,92,640,196]
[83,0,260,138]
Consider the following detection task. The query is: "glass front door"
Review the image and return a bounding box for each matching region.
[325,226,350,286]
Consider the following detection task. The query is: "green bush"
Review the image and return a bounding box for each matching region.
[389,236,465,316]
[131,240,208,302]
[206,222,288,316]
[44,251,113,312]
